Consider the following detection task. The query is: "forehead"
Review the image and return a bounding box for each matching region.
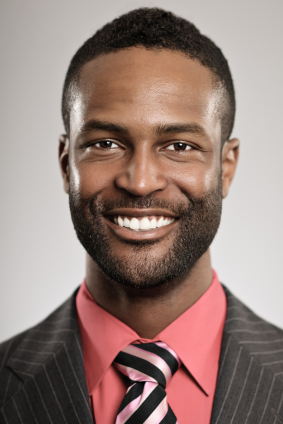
[70,47,221,138]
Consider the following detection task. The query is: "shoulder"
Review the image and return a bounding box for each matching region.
[0,331,27,367]
[223,285,283,376]
[0,288,79,350]
[0,289,80,407]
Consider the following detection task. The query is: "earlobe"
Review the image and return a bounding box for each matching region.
[58,134,70,194]
[221,138,240,198]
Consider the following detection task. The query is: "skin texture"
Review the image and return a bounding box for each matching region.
[59,47,239,338]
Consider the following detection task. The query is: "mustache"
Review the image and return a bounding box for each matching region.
[88,194,193,217]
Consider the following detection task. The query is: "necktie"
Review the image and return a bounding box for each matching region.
[114,341,181,424]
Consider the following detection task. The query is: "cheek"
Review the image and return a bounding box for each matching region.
[69,163,81,192]
[170,162,221,197]
[70,160,116,196]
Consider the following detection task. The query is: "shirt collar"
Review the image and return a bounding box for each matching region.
[155,270,226,395]
[76,270,226,397]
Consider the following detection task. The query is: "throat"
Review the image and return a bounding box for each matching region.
[85,251,213,339]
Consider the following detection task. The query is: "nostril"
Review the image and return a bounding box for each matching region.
[115,171,168,197]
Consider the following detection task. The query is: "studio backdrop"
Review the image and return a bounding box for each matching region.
[0,0,282,342]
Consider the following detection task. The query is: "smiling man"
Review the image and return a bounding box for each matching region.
[1,8,283,424]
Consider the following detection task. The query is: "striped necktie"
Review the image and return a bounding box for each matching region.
[114,341,181,424]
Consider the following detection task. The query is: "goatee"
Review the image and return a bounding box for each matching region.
[69,182,222,289]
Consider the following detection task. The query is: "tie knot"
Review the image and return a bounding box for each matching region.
[114,342,181,388]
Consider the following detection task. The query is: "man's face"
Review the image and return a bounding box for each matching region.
[62,48,225,288]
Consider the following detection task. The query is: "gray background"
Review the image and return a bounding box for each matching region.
[0,0,282,342]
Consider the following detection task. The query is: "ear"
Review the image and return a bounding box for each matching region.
[58,134,70,194]
[221,138,240,198]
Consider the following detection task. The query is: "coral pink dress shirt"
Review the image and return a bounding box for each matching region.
[76,270,226,424]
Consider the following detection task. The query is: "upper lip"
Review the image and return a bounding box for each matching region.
[104,208,178,218]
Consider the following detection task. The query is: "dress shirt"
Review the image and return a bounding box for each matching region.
[76,270,226,424]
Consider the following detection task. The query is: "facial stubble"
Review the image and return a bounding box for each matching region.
[69,178,222,289]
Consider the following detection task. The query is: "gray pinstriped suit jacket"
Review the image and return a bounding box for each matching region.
[0,286,283,424]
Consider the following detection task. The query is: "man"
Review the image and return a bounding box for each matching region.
[0,7,282,424]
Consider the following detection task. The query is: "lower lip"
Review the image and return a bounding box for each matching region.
[105,218,177,241]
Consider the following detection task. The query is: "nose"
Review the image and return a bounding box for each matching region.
[115,149,168,196]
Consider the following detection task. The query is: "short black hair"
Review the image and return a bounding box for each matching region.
[62,8,235,145]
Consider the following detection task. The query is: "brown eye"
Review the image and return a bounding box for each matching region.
[95,140,119,149]
[166,142,192,151]
[175,143,187,151]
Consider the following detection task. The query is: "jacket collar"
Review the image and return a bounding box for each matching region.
[1,286,283,424]
[211,286,283,424]
[1,290,93,424]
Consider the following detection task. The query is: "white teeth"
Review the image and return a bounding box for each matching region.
[124,217,130,227]
[129,217,140,230]
[150,218,157,228]
[140,217,151,230]
[114,215,175,231]
[156,217,164,227]
[118,216,124,227]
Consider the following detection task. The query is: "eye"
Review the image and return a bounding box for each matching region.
[166,142,192,151]
[94,140,119,149]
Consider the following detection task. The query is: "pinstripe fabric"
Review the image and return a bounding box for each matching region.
[210,287,283,424]
[0,285,283,423]
[0,290,93,424]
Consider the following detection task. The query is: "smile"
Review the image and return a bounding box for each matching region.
[112,215,176,231]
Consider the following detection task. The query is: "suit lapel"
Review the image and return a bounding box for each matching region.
[0,293,93,424]
[1,286,283,424]
[211,288,283,424]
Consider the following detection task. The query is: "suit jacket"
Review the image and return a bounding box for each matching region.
[0,286,283,424]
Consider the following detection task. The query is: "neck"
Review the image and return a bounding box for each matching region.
[85,250,213,339]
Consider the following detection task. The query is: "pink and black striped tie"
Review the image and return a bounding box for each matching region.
[114,342,181,424]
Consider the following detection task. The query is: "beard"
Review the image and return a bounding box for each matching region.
[69,181,222,289]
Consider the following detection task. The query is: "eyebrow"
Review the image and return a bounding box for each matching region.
[79,120,128,135]
[79,119,208,138]
[155,122,208,138]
